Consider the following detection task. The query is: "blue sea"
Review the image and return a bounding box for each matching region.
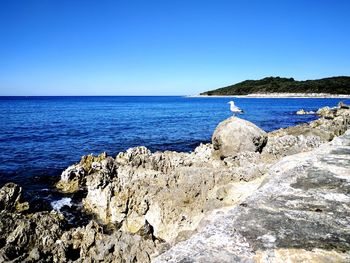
[0,96,348,218]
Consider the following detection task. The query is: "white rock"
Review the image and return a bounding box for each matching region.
[212,117,267,158]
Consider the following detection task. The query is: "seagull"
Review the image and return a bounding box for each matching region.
[228,101,243,116]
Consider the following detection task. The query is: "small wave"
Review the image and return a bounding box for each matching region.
[51,197,72,211]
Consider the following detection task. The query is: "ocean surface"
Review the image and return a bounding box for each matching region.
[0,96,348,220]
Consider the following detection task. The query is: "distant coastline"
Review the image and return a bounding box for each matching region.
[188,93,350,98]
[200,76,350,96]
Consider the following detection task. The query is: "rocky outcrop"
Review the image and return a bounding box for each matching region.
[54,220,158,263]
[56,152,108,193]
[0,184,160,263]
[53,105,350,254]
[81,144,267,243]
[154,130,350,262]
[212,117,267,158]
[262,105,350,162]
[0,209,66,261]
[0,183,29,212]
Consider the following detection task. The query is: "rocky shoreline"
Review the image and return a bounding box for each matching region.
[1,103,349,262]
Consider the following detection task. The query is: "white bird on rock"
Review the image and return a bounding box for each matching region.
[228,101,243,116]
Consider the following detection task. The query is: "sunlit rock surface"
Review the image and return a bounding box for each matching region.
[0,183,29,212]
[212,116,267,158]
[154,130,350,263]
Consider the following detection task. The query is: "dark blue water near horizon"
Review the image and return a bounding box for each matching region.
[0,96,349,213]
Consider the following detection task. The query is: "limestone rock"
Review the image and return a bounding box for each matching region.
[81,144,267,244]
[317,106,336,118]
[0,210,65,262]
[212,117,267,158]
[261,106,350,162]
[56,164,86,193]
[56,153,112,193]
[0,183,29,212]
[261,134,324,162]
[55,220,158,263]
[79,152,108,172]
[65,105,350,248]
[154,130,350,263]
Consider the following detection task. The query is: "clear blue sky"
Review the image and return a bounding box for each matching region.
[1,0,349,95]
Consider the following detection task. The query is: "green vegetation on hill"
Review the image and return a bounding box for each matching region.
[201,76,350,95]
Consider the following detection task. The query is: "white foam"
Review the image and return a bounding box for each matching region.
[51,197,72,211]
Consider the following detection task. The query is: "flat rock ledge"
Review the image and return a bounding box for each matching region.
[0,104,349,262]
[154,130,350,263]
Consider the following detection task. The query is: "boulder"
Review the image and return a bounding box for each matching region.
[316,106,336,118]
[79,152,108,172]
[56,153,112,193]
[56,164,86,193]
[0,183,29,212]
[212,117,267,158]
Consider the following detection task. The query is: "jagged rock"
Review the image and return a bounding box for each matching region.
[55,220,158,263]
[193,143,213,161]
[212,117,267,158]
[0,183,29,212]
[79,152,108,172]
[0,210,65,262]
[261,134,324,162]
[116,146,151,167]
[261,107,350,163]
[56,164,86,193]
[56,153,112,193]
[154,130,350,263]
[317,106,336,118]
[81,146,266,244]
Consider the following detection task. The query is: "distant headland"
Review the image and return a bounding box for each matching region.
[200,76,350,97]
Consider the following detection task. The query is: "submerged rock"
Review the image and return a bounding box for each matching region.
[212,117,267,158]
[296,109,315,115]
